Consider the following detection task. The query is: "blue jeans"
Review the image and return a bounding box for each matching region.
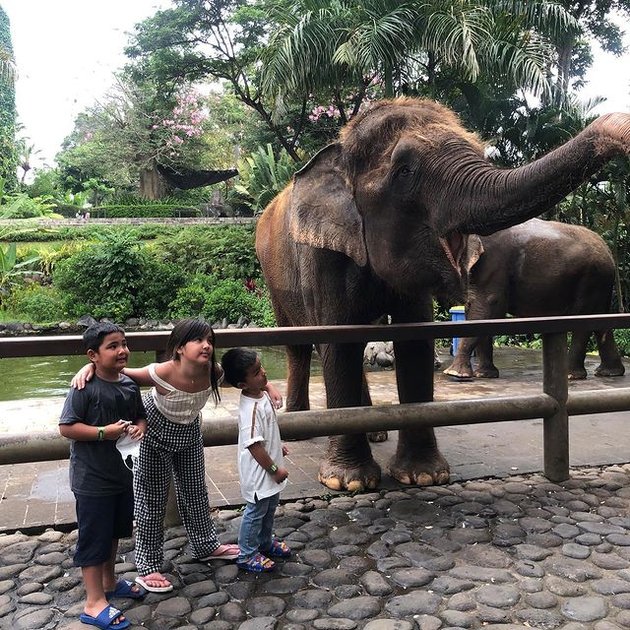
[238,492,280,562]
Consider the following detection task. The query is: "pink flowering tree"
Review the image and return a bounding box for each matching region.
[152,89,208,161]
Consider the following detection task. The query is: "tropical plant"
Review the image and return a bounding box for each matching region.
[232,144,302,213]
[260,0,577,113]
[0,241,41,306]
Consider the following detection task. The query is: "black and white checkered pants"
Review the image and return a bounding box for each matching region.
[134,395,220,576]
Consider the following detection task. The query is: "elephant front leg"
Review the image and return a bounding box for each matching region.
[443,336,476,378]
[568,331,589,380]
[319,433,381,491]
[317,342,381,491]
[390,338,450,486]
[472,335,499,378]
[285,344,313,411]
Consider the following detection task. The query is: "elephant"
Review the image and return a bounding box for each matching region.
[255,96,630,492]
[444,218,626,381]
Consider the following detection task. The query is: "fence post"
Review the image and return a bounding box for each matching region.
[542,332,569,481]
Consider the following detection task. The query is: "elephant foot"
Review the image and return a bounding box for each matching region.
[568,369,587,380]
[473,367,499,378]
[594,364,625,377]
[318,457,381,492]
[443,364,474,379]
[368,431,388,443]
[388,450,450,487]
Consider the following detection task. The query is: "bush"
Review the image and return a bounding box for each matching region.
[94,204,200,218]
[153,225,260,279]
[614,329,630,357]
[136,259,187,319]
[53,232,187,322]
[6,284,66,322]
[168,275,275,326]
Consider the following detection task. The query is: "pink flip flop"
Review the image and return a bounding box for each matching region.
[135,574,173,593]
[200,543,240,562]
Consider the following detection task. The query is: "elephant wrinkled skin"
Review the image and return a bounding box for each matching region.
[444,218,626,381]
[255,97,630,492]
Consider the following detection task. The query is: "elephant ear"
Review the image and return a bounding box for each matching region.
[463,234,484,273]
[290,143,368,267]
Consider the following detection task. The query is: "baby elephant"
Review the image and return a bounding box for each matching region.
[445,218,625,380]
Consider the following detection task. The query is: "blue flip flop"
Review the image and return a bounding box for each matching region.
[79,604,130,629]
[105,578,147,600]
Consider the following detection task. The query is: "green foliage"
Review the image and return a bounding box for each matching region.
[5,284,66,323]
[52,232,186,322]
[94,204,200,218]
[27,168,62,199]
[232,144,301,214]
[0,222,183,243]
[153,225,261,279]
[168,275,274,326]
[35,241,86,281]
[0,6,17,191]
[1,192,58,219]
[136,258,188,319]
[0,241,41,305]
[614,329,630,357]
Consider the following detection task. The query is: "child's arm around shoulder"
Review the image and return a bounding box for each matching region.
[122,366,153,386]
[71,362,158,389]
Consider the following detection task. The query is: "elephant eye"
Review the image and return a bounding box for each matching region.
[398,165,412,177]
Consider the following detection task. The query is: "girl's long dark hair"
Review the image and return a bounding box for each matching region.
[166,318,220,404]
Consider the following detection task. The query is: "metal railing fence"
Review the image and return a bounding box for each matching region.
[2,313,630,482]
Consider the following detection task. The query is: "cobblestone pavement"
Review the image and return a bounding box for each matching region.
[2,464,630,629]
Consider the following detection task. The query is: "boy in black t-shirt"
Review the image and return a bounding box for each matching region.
[60,322,147,629]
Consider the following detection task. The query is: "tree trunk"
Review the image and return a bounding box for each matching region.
[139,161,168,200]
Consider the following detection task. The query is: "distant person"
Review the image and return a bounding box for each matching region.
[72,318,283,592]
[221,347,291,573]
[59,322,147,630]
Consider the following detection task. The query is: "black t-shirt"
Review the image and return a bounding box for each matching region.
[59,374,146,496]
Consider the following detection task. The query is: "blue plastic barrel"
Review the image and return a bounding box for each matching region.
[449,305,466,355]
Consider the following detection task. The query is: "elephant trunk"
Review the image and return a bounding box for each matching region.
[431,113,630,237]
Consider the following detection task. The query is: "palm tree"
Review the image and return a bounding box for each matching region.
[16,137,40,184]
[261,0,577,113]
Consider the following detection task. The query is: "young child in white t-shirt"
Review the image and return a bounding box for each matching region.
[221,347,291,573]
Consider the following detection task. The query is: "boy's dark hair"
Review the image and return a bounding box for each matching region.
[221,347,259,387]
[83,322,125,352]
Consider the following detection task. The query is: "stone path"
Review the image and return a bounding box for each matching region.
[2,464,630,629]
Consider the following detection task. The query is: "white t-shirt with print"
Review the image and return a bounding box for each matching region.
[237,391,287,503]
